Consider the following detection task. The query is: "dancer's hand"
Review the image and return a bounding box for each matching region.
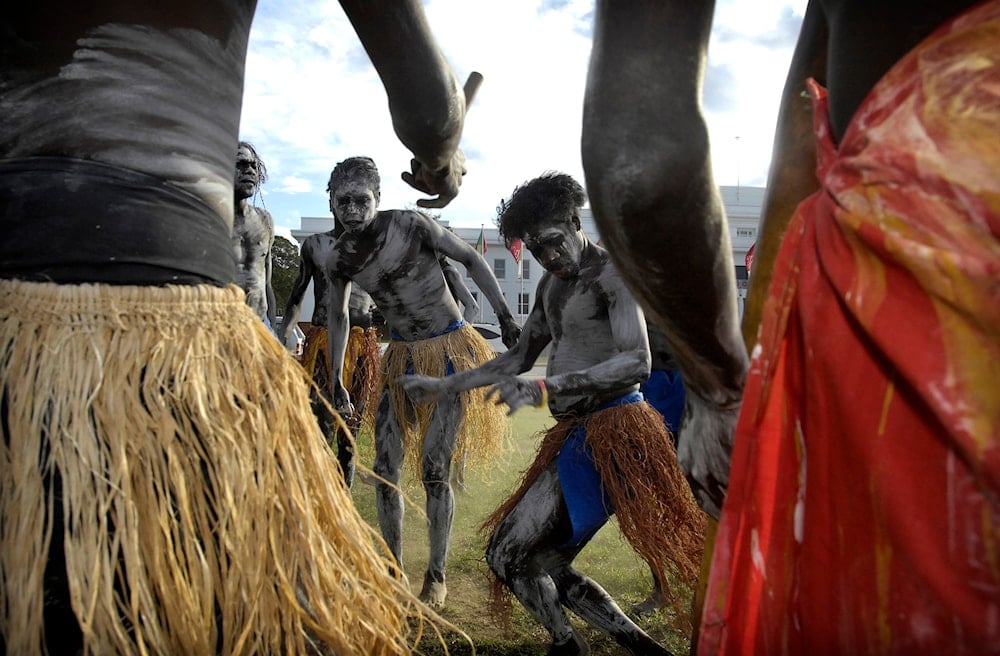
[398,374,448,404]
[499,316,522,349]
[485,376,544,415]
[402,152,466,209]
[332,383,355,415]
[676,394,738,519]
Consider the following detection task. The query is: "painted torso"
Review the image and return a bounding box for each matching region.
[328,210,462,340]
[541,249,642,416]
[232,203,273,318]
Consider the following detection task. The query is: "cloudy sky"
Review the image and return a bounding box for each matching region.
[240,0,808,239]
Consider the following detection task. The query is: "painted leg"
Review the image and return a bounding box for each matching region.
[311,387,355,487]
[553,566,674,656]
[335,425,356,488]
[373,390,405,568]
[486,464,589,654]
[631,564,665,617]
[419,394,462,608]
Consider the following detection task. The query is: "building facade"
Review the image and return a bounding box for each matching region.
[289,185,763,325]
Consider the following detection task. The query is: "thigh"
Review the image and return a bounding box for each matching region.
[373,388,404,476]
[422,393,462,469]
[488,462,578,564]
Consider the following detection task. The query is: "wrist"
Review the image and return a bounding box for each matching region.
[536,379,548,408]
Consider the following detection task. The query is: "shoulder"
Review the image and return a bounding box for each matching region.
[390,209,442,242]
[594,250,634,302]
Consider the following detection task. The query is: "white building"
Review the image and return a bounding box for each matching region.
[289,185,763,324]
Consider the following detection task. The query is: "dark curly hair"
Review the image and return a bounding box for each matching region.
[495,172,586,247]
[328,156,381,199]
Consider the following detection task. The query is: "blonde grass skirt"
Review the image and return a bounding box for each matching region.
[381,323,508,474]
[0,280,451,655]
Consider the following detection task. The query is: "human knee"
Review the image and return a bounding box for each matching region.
[485,533,524,583]
[421,454,451,486]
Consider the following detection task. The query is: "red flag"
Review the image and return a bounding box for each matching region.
[508,238,522,264]
[745,241,756,274]
[476,226,488,255]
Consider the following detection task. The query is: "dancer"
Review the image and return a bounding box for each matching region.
[402,172,705,655]
[232,140,277,330]
[1,1,475,653]
[324,156,520,609]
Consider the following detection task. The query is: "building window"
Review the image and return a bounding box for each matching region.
[518,293,530,315]
[735,265,749,290]
[493,259,506,279]
[521,260,531,280]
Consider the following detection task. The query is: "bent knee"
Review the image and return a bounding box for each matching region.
[485,534,525,583]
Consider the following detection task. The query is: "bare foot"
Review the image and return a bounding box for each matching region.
[419,573,447,609]
[547,632,590,655]
[630,593,662,618]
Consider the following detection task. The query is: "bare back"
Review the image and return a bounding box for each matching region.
[1,3,253,230]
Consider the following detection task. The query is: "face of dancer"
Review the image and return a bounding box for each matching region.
[234,145,261,201]
[522,214,586,280]
[330,177,378,233]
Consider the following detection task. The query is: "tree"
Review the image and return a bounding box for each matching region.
[272,235,300,315]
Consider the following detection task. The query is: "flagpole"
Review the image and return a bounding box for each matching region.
[479,224,484,323]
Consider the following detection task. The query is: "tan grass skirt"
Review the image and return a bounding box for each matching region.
[381,323,508,474]
[301,323,381,432]
[0,280,447,655]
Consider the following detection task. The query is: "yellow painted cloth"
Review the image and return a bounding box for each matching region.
[0,280,450,655]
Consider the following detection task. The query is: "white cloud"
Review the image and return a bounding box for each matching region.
[242,0,807,232]
[275,175,314,194]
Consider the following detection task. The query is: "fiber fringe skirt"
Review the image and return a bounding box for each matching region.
[0,280,444,655]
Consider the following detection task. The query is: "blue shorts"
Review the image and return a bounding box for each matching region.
[640,368,686,435]
[557,391,644,547]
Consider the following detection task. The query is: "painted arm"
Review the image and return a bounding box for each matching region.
[339,0,467,209]
[263,211,277,329]
[581,1,748,517]
[440,257,480,323]
[432,223,522,347]
[278,240,315,346]
[325,274,354,411]
[537,275,650,403]
[400,291,551,410]
[743,1,826,347]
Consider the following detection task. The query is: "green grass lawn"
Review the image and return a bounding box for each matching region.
[351,405,696,655]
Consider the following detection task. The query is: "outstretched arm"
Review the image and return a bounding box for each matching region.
[582,1,748,517]
[743,1,826,347]
[401,292,551,411]
[430,222,522,347]
[339,0,469,208]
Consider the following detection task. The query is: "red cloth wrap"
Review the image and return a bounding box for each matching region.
[700,3,1000,653]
